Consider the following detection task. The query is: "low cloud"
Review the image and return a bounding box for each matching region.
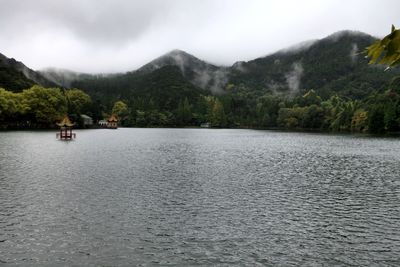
[278,39,317,54]
[350,43,358,63]
[190,66,229,95]
[285,62,304,95]
[0,0,399,72]
[231,61,247,72]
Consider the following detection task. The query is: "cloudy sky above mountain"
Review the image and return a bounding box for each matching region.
[0,0,399,72]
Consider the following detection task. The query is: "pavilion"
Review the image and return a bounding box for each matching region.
[56,115,76,140]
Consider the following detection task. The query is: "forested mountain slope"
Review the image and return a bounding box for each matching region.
[0,53,55,91]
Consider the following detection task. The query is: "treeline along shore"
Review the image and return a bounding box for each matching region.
[1,82,400,135]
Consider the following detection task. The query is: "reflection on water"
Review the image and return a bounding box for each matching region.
[1,129,400,266]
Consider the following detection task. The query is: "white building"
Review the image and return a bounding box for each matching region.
[80,114,93,126]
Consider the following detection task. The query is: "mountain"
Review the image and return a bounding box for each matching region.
[2,30,398,102]
[70,50,223,107]
[72,65,205,109]
[228,30,399,99]
[0,53,55,91]
[40,49,229,94]
[71,30,399,103]
[137,49,229,94]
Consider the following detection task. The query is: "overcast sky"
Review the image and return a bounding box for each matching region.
[0,0,399,73]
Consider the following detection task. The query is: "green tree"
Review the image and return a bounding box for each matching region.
[384,102,398,132]
[112,101,129,116]
[204,96,216,123]
[301,89,322,106]
[278,107,306,129]
[21,86,67,125]
[302,104,324,129]
[0,88,25,121]
[211,98,227,127]
[368,105,385,134]
[255,95,281,127]
[351,109,368,132]
[112,100,129,125]
[366,25,400,67]
[177,97,192,125]
[65,89,92,114]
[183,97,192,123]
[329,100,359,132]
[135,110,146,127]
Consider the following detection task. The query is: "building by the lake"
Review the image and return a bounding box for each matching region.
[80,114,93,127]
[107,114,118,129]
[98,120,107,127]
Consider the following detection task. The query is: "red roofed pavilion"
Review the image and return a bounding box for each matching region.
[107,114,118,129]
[56,115,76,140]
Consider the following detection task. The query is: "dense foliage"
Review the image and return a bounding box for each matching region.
[0,86,92,128]
[366,25,400,67]
[229,32,399,100]
[3,83,399,133]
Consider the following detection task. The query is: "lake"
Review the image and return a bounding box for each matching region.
[1,128,400,266]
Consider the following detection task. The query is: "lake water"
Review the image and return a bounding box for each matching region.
[1,128,400,266]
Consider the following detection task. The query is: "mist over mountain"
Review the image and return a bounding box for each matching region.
[137,49,229,94]
[39,68,118,88]
[2,30,399,102]
[68,30,398,102]
[228,30,397,99]
[39,68,92,88]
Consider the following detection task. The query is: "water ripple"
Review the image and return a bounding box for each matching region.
[0,129,400,266]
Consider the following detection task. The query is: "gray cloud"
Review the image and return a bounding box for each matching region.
[0,0,169,44]
[0,0,399,72]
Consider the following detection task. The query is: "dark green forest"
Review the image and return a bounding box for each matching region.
[1,30,400,133]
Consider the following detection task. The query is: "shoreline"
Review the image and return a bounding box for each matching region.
[1,125,399,138]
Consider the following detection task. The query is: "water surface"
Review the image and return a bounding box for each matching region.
[1,129,400,266]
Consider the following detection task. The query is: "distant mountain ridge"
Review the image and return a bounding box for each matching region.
[70,30,398,99]
[228,30,398,98]
[136,49,229,94]
[1,30,399,101]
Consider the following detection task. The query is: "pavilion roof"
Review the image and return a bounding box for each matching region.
[107,114,118,122]
[57,115,74,127]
